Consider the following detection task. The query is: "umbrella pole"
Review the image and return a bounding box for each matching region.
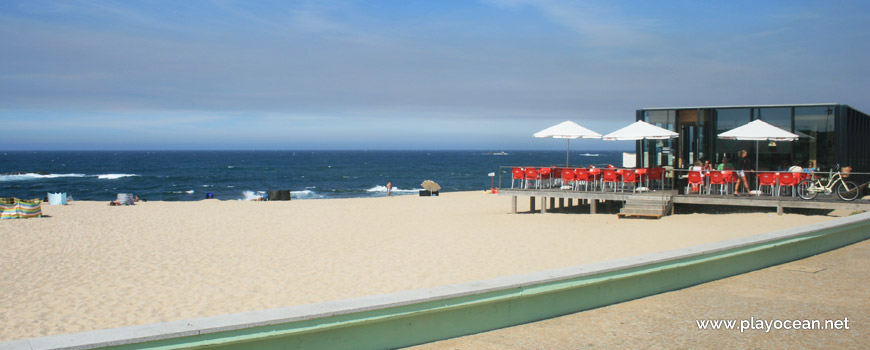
[755,140,759,172]
[566,139,570,167]
[756,140,760,192]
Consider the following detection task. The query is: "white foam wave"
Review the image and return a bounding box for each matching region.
[97,174,139,180]
[291,190,325,199]
[0,173,87,181]
[366,185,423,193]
[168,190,195,194]
[240,190,266,201]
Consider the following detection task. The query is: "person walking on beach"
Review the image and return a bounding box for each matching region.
[386,181,392,197]
[734,150,752,196]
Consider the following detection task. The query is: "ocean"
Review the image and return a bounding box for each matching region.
[0,150,624,201]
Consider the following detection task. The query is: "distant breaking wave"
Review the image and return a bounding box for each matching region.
[0,173,139,181]
[366,185,423,193]
[97,174,139,180]
[0,173,87,181]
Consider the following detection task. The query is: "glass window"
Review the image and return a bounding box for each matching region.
[715,108,753,164]
[642,110,676,167]
[756,107,793,170]
[794,106,835,170]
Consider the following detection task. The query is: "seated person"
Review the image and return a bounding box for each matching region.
[803,161,819,178]
[703,160,713,171]
[690,160,704,172]
[716,157,734,170]
[788,162,803,173]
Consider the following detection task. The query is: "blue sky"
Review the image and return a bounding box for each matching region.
[2,0,869,150]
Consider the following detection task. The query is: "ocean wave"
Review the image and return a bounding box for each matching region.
[0,173,87,181]
[167,190,195,194]
[366,185,423,193]
[291,190,325,199]
[238,189,326,200]
[97,174,139,180]
[240,190,266,201]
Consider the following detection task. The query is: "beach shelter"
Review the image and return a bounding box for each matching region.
[717,119,799,170]
[602,120,679,141]
[533,121,602,166]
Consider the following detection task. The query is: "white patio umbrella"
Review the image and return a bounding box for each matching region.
[602,120,679,191]
[533,121,602,166]
[717,119,799,171]
[602,120,679,141]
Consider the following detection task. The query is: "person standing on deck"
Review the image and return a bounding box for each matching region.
[734,150,752,196]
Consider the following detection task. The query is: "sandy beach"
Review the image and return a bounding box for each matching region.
[0,192,847,341]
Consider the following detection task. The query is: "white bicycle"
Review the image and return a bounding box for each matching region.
[797,165,859,201]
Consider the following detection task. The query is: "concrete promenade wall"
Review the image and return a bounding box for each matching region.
[3,212,870,350]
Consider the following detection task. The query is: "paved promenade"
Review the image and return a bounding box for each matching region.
[409,239,870,349]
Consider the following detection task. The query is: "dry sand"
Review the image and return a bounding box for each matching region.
[0,192,846,341]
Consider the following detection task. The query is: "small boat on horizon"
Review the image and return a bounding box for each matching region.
[490,151,509,156]
[580,153,599,157]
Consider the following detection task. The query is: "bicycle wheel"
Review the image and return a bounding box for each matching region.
[797,179,817,200]
[837,181,860,201]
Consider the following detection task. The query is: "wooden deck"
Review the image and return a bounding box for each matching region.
[498,188,870,216]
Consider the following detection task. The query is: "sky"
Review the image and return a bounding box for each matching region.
[1,0,869,151]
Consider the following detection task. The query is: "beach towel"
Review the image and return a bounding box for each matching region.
[48,192,69,205]
[0,197,42,219]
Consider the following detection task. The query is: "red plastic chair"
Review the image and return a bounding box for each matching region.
[602,169,621,192]
[538,167,553,188]
[622,170,641,192]
[574,168,591,191]
[587,168,602,191]
[707,171,727,195]
[561,169,576,190]
[511,168,525,189]
[634,168,648,189]
[686,171,704,194]
[524,167,539,189]
[647,168,665,190]
[756,172,778,196]
[553,168,564,186]
[778,172,798,197]
[722,171,738,194]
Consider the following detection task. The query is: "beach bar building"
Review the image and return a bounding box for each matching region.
[634,104,870,175]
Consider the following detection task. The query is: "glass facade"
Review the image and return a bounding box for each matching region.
[638,104,867,172]
[714,108,752,164]
[642,110,676,168]
[793,106,834,170]
[756,107,793,169]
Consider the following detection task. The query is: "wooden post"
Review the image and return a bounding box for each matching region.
[559,198,564,208]
[512,196,517,214]
[777,203,783,216]
[590,199,597,214]
[542,197,547,214]
[550,197,556,209]
[530,197,536,213]
[568,198,573,207]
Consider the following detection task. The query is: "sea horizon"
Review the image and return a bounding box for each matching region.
[1,150,630,201]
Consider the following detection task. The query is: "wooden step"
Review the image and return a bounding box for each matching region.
[619,208,664,215]
[622,204,666,211]
[618,195,673,219]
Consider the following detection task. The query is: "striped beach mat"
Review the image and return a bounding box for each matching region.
[0,197,43,219]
